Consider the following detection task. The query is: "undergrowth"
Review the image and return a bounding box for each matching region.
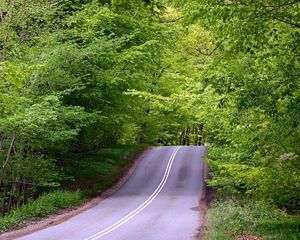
[0,190,83,231]
[0,144,147,232]
[64,144,148,196]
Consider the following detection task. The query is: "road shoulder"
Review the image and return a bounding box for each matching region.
[0,147,152,240]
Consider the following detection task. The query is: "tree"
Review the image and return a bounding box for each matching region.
[175,0,300,211]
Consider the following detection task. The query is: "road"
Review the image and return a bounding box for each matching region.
[18,146,207,240]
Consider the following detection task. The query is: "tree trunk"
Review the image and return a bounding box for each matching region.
[179,128,184,145]
[182,127,187,145]
[0,131,16,187]
[199,124,205,145]
[186,127,190,146]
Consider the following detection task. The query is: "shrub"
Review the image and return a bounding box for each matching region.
[207,154,300,212]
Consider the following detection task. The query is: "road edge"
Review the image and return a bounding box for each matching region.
[0,147,153,240]
[197,147,216,240]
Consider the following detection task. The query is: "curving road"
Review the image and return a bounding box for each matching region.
[18,146,207,240]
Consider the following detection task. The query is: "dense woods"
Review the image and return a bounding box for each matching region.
[0,0,168,215]
[0,0,299,231]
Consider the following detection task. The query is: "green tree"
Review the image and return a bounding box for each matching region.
[176,0,300,211]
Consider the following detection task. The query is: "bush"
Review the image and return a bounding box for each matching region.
[207,154,300,212]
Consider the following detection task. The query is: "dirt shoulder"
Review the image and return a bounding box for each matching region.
[0,147,152,240]
[197,158,216,240]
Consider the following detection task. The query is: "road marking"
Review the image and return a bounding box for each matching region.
[83,146,182,240]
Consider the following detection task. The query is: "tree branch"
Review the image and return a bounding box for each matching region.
[196,39,225,56]
[272,17,300,28]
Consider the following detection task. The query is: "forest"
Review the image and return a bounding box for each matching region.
[0,0,299,238]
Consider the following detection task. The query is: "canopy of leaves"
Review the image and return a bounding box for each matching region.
[0,0,299,215]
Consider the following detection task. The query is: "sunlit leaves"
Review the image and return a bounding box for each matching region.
[170,0,300,210]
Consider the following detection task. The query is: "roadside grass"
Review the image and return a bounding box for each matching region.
[0,190,84,231]
[203,197,300,240]
[256,214,300,240]
[0,144,148,232]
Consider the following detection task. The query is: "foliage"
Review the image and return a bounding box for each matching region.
[1,0,299,229]
[169,0,300,212]
[0,0,165,216]
[0,0,164,219]
[207,156,300,211]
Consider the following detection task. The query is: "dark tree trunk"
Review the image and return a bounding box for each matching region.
[0,131,16,187]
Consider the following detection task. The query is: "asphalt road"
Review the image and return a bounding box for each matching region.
[18,146,207,240]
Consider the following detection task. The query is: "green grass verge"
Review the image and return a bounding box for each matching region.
[0,190,83,231]
[0,144,148,232]
[203,198,300,240]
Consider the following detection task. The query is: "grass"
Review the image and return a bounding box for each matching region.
[256,215,300,240]
[0,190,83,231]
[0,144,148,232]
[203,197,300,240]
